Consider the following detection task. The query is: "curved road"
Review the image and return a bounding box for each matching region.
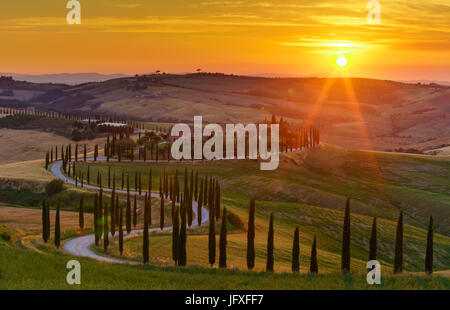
[50,159,209,264]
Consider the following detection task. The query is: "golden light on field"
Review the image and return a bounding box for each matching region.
[336,56,348,68]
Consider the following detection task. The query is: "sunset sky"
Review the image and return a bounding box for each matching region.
[1,0,449,81]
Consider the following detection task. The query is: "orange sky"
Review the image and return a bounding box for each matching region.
[1,0,449,81]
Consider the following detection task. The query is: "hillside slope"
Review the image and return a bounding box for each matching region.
[2,74,449,152]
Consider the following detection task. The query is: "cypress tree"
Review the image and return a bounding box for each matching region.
[208,195,216,266]
[84,144,87,161]
[87,165,90,184]
[172,205,179,264]
[126,175,131,233]
[341,198,351,274]
[178,202,187,266]
[310,235,318,273]
[369,217,377,261]
[292,227,300,272]
[143,195,149,264]
[45,151,49,170]
[55,204,60,249]
[425,216,433,275]
[94,144,98,161]
[266,213,274,272]
[75,144,78,162]
[160,195,164,230]
[119,202,124,255]
[121,170,124,190]
[394,211,403,274]
[104,202,109,252]
[79,196,84,230]
[247,199,256,270]
[219,208,227,268]
[133,194,137,228]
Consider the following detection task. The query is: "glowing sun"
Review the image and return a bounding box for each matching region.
[336,56,348,68]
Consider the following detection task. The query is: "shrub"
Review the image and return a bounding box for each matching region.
[45,179,65,196]
[0,225,11,241]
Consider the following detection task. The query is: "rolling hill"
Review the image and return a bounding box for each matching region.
[1,74,449,154]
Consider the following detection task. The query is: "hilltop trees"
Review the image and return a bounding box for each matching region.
[341,198,351,274]
[247,199,256,270]
[292,227,300,272]
[266,213,274,272]
[425,216,434,275]
[394,211,403,274]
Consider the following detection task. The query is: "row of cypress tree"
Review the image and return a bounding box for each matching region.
[52,165,435,275]
[246,198,434,274]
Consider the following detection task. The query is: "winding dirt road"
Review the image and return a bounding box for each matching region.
[50,158,209,264]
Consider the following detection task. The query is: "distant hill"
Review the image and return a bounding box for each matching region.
[0,73,129,85]
[1,73,449,154]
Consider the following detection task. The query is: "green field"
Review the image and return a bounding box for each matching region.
[1,238,448,290]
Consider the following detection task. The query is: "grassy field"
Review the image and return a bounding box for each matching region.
[1,237,448,290]
[70,145,450,274]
